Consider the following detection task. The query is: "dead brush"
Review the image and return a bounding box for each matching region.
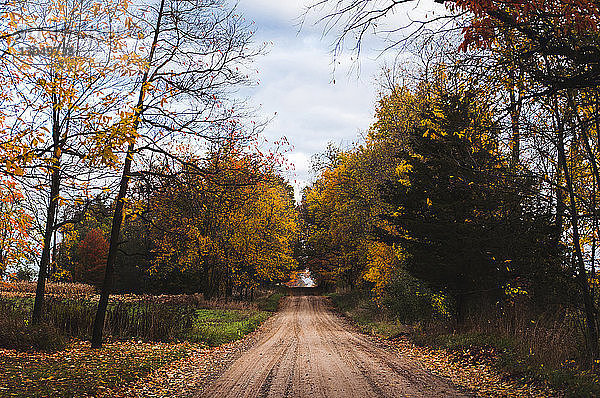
[0,281,96,297]
[461,301,583,369]
[106,294,256,310]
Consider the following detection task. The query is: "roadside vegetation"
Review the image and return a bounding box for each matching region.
[0,283,285,396]
[0,284,284,351]
[328,290,600,397]
[300,1,600,393]
[255,292,286,312]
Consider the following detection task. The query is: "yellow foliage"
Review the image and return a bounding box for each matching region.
[363,241,399,301]
[149,158,299,292]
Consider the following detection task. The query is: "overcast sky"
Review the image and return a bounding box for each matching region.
[236,0,442,201]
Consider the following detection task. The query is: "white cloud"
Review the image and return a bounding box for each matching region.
[241,0,309,24]
[235,0,445,201]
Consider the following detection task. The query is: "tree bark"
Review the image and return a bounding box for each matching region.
[32,99,62,324]
[555,102,599,359]
[91,0,165,348]
[508,69,522,170]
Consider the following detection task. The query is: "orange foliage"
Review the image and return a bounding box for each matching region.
[453,0,600,51]
[0,177,38,276]
[74,229,108,286]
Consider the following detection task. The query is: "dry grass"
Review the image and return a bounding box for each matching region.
[457,302,583,369]
[0,282,260,311]
[0,281,96,297]
[112,294,257,311]
[415,303,600,397]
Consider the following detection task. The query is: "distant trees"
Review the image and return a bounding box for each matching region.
[53,195,149,291]
[54,197,112,284]
[52,150,299,298]
[301,136,399,294]
[148,154,299,299]
[51,150,299,298]
[306,0,600,366]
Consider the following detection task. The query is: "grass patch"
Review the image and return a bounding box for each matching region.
[0,340,189,398]
[255,292,285,312]
[187,309,270,346]
[327,291,412,339]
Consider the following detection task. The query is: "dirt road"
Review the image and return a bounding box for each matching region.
[202,295,469,398]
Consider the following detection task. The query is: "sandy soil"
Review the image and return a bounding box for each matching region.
[201,295,470,398]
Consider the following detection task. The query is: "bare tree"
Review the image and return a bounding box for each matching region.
[91,0,264,348]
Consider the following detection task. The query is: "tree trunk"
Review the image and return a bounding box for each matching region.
[555,164,564,243]
[91,0,166,348]
[555,104,599,359]
[51,226,58,278]
[455,292,467,325]
[226,275,232,297]
[202,264,213,300]
[508,71,522,170]
[91,142,135,348]
[32,161,60,323]
[32,103,62,324]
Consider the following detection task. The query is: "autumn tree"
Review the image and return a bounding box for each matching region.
[73,229,109,286]
[54,196,112,282]
[91,0,264,347]
[0,0,142,323]
[147,150,299,298]
[0,177,38,277]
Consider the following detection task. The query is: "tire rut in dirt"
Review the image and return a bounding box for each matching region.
[201,296,469,398]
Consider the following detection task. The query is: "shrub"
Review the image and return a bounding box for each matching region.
[256,292,285,312]
[0,308,66,352]
[383,272,451,323]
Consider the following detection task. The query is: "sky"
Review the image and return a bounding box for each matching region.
[236,0,446,201]
[236,0,394,202]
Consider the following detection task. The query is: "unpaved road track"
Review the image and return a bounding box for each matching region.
[202,296,469,398]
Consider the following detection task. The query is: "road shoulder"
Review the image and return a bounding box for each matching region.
[114,311,279,398]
